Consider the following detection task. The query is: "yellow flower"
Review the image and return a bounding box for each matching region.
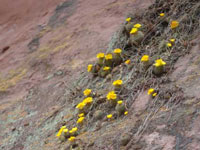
[148,88,155,95]
[107,91,117,100]
[126,17,131,22]
[96,53,105,59]
[107,114,112,119]
[130,28,138,34]
[83,97,93,105]
[160,13,165,17]
[113,48,122,54]
[77,117,85,124]
[69,127,78,134]
[63,129,68,133]
[166,43,172,47]
[170,39,175,43]
[125,59,131,65]
[83,89,92,96]
[105,54,113,60]
[78,113,84,117]
[76,102,86,110]
[56,126,67,137]
[87,64,93,72]
[170,20,179,29]
[141,55,149,62]
[124,111,128,115]
[153,59,166,67]
[152,93,157,97]
[103,66,110,71]
[113,80,123,86]
[68,136,75,142]
[117,100,123,104]
[134,23,142,28]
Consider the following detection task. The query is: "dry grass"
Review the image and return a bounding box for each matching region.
[57,0,200,149]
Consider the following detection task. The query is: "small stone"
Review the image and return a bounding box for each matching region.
[55,70,63,76]
[24,123,29,127]
[94,110,105,121]
[120,133,132,146]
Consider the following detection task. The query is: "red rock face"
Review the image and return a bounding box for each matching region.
[0,0,153,149]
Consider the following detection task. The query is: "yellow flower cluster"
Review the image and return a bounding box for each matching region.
[83,89,92,96]
[113,48,122,54]
[107,114,112,119]
[76,97,93,110]
[170,20,179,29]
[166,43,172,47]
[105,54,113,60]
[68,136,75,142]
[125,59,131,65]
[141,55,149,62]
[56,126,67,137]
[107,91,117,100]
[148,88,154,95]
[124,111,128,115]
[113,80,123,86]
[148,88,157,97]
[78,113,84,117]
[77,117,85,124]
[117,100,123,104]
[134,23,142,28]
[130,27,138,34]
[87,64,93,72]
[97,53,105,59]
[160,13,165,17]
[126,17,131,22]
[153,59,166,67]
[166,38,175,47]
[170,39,175,43]
[69,127,78,134]
[103,66,110,71]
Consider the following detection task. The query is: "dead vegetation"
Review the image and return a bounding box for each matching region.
[55,0,200,149]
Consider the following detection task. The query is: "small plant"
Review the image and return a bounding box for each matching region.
[107,114,113,120]
[113,80,123,91]
[130,28,138,34]
[78,113,84,117]
[83,89,92,97]
[63,129,70,138]
[56,126,66,136]
[141,55,150,69]
[129,27,144,45]
[113,48,123,65]
[115,100,125,116]
[99,66,111,77]
[125,17,134,34]
[160,13,165,17]
[68,136,75,142]
[166,42,172,48]
[169,38,175,43]
[77,117,85,124]
[124,111,128,115]
[87,64,93,72]
[148,88,157,98]
[170,20,179,29]
[125,59,131,65]
[153,59,166,75]
[105,53,113,66]
[107,91,117,107]
[134,23,142,29]
[69,127,78,136]
[126,17,131,22]
[96,53,105,66]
